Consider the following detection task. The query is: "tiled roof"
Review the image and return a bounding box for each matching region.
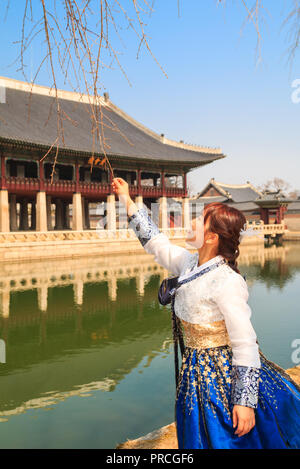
[0,77,225,166]
[197,179,262,202]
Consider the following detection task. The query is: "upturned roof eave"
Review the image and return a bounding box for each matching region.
[0,136,226,168]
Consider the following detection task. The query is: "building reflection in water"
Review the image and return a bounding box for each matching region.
[0,242,299,421]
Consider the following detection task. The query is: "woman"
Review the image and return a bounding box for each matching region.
[112,177,300,449]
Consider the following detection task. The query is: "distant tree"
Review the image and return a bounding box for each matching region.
[257,178,292,195]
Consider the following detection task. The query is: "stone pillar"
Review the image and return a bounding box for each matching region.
[72,193,83,231]
[106,194,116,230]
[30,201,36,230]
[158,196,168,230]
[73,278,84,306]
[46,195,52,230]
[19,199,29,231]
[108,277,117,301]
[182,197,191,230]
[9,194,18,232]
[135,195,144,209]
[0,190,9,232]
[136,272,145,297]
[36,191,48,231]
[0,291,10,318]
[37,285,48,312]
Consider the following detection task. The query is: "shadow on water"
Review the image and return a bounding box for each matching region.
[0,242,299,448]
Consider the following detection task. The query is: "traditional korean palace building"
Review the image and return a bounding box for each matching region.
[193,178,300,231]
[0,77,225,233]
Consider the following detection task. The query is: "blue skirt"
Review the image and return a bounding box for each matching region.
[175,346,300,449]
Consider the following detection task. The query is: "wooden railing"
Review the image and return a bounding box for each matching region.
[3,177,187,198]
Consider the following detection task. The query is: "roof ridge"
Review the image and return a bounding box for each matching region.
[213,180,263,196]
[0,76,108,107]
[214,181,252,189]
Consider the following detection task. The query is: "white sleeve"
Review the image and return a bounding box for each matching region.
[215,273,261,408]
[128,207,192,276]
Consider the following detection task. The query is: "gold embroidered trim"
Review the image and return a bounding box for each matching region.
[180,319,231,349]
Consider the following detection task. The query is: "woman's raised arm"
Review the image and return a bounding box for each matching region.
[112,178,193,276]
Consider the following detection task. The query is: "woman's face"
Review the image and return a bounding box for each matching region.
[185,213,208,249]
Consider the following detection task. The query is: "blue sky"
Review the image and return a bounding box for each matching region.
[0,1,299,195]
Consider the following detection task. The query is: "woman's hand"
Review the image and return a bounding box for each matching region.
[112,177,137,216]
[232,405,256,437]
[112,178,130,199]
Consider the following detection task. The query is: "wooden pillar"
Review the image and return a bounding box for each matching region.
[81,196,86,230]
[101,171,107,184]
[75,161,80,192]
[84,199,90,229]
[0,190,9,232]
[161,171,165,196]
[46,195,52,230]
[39,160,45,191]
[55,199,64,230]
[64,201,70,229]
[30,201,36,230]
[276,206,284,224]
[137,170,141,194]
[183,173,187,196]
[109,170,113,194]
[9,194,18,231]
[36,192,48,231]
[1,154,6,189]
[19,199,29,231]
[260,208,269,224]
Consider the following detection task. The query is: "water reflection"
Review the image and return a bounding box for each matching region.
[0,252,173,419]
[0,242,299,438]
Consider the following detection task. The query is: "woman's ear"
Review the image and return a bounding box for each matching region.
[205,232,219,245]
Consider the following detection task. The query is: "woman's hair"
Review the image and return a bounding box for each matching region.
[203,202,246,274]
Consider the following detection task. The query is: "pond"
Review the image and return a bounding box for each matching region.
[0,242,299,448]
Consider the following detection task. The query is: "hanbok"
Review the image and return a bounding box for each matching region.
[128,207,300,449]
